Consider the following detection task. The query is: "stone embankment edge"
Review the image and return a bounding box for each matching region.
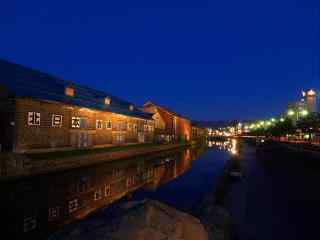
[0,143,188,181]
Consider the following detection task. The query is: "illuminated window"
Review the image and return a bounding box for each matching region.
[23,215,37,233]
[69,199,79,213]
[133,124,138,132]
[104,97,111,105]
[52,114,62,127]
[106,120,112,129]
[144,125,148,132]
[126,176,135,187]
[65,86,74,97]
[96,120,103,129]
[71,117,80,128]
[94,189,103,201]
[104,185,111,197]
[48,207,60,221]
[129,105,134,111]
[116,121,124,131]
[128,123,133,130]
[28,112,40,126]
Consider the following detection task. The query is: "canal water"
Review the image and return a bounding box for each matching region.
[0,142,233,239]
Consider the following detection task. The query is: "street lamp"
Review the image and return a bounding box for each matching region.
[287,110,295,116]
[300,109,309,117]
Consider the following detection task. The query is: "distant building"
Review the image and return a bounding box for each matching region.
[286,89,317,124]
[302,89,317,113]
[191,122,207,140]
[0,60,154,153]
[140,102,191,142]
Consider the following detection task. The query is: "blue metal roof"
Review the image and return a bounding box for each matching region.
[0,59,153,120]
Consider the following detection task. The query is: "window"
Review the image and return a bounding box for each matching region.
[128,123,133,130]
[72,117,80,128]
[113,168,123,178]
[133,124,138,132]
[104,97,111,105]
[28,112,40,126]
[94,189,103,201]
[126,176,135,188]
[52,114,63,127]
[80,118,86,128]
[116,133,124,143]
[104,185,111,197]
[144,125,148,132]
[48,207,60,221]
[106,120,112,129]
[129,105,134,111]
[23,215,37,233]
[69,199,79,213]
[65,86,74,97]
[116,121,124,131]
[96,120,103,129]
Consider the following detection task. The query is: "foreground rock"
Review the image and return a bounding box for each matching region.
[50,199,208,240]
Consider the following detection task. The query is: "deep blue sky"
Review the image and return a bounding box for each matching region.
[1,0,319,121]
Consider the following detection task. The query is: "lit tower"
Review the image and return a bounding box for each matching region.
[302,89,317,113]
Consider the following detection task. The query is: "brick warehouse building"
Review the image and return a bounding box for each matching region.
[0,60,154,153]
[140,101,192,142]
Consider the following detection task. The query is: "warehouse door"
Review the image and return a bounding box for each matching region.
[79,132,88,148]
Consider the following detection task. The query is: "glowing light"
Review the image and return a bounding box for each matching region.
[280,118,285,122]
[307,89,316,96]
[300,109,309,117]
[271,118,276,122]
[287,110,295,116]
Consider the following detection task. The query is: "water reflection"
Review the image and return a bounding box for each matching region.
[208,138,238,155]
[0,147,203,239]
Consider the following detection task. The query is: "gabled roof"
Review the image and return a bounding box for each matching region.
[143,101,189,121]
[0,59,152,120]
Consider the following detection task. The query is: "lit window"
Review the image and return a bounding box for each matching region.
[71,117,80,128]
[52,114,63,127]
[28,112,40,126]
[126,176,135,187]
[104,97,111,105]
[23,215,37,233]
[48,207,60,221]
[129,105,134,111]
[65,86,74,97]
[128,123,133,130]
[96,120,103,129]
[106,120,112,129]
[94,189,103,201]
[144,125,148,132]
[116,121,124,131]
[133,124,138,132]
[69,199,79,213]
[105,185,111,197]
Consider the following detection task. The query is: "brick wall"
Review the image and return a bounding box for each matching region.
[14,98,154,153]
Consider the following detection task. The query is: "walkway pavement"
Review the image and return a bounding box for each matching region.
[224,143,320,240]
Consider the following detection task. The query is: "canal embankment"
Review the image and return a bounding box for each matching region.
[0,142,192,181]
[223,139,320,240]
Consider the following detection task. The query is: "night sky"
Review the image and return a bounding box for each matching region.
[1,0,319,121]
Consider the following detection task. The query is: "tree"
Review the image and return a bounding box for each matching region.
[296,113,320,140]
[269,119,295,138]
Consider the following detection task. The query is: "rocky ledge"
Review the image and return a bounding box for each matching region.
[49,199,208,240]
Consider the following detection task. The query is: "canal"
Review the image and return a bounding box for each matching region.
[0,142,234,239]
